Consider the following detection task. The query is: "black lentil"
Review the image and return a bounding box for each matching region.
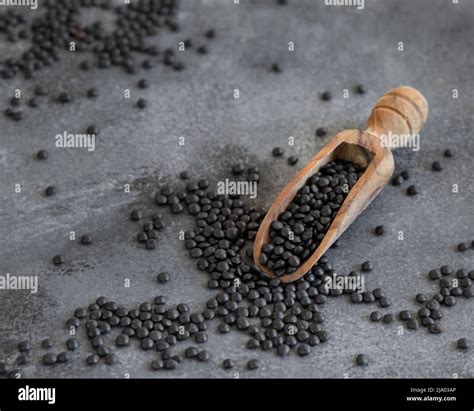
[406,185,418,196]
[81,235,92,245]
[457,242,468,252]
[52,255,64,266]
[66,338,79,351]
[137,98,148,109]
[272,147,284,157]
[247,359,260,370]
[197,350,210,362]
[457,338,470,350]
[399,310,412,321]
[320,91,332,101]
[18,341,30,352]
[57,352,69,363]
[355,354,369,366]
[370,311,382,322]
[315,127,328,137]
[374,225,385,235]
[45,186,57,197]
[36,149,48,160]
[382,314,393,324]
[42,353,57,366]
[260,160,363,276]
[288,156,298,166]
[361,261,373,272]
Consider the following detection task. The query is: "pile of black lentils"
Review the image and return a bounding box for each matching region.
[0,1,473,378]
[259,160,363,276]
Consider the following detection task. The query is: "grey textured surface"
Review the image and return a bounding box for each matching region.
[0,0,473,379]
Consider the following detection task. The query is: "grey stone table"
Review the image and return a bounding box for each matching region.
[0,0,473,378]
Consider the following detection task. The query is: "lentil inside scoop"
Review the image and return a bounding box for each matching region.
[259,160,363,276]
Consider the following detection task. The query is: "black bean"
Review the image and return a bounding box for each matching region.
[157,272,170,283]
[297,343,311,356]
[146,239,157,250]
[432,161,442,171]
[116,334,130,347]
[86,355,100,366]
[58,92,72,104]
[443,149,453,158]
[374,225,385,235]
[247,359,260,370]
[18,340,31,352]
[429,270,441,280]
[87,125,99,135]
[43,353,57,365]
[406,185,418,196]
[382,314,393,324]
[130,209,143,221]
[272,147,284,157]
[42,338,54,349]
[218,323,230,333]
[205,29,216,39]
[315,127,328,137]
[151,359,164,370]
[105,353,117,365]
[137,98,148,109]
[87,88,99,98]
[361,261,373,272]
[355,354,369,366]
[185,347,199,358]
[416,293,427,303]
[457,338,470,350]
[391,175,403,186]
[223,358,234,369]
[138,79,150,89]
[197,350,210,362]
[355,84,366,94]
[288,156,298,166]
[406,319,418,330]
[195,331,208,344]
[429,324,442,334]
[53,255,64,265]
[56,352,69,363]
[320,91,331,101]
[36,149,48,160]
[270,62,281,73]
[81,235,92,245]
[457,242,468,252]
[66,338,79,351]
[399,310,412,321]
[45,186,57,196]
[351,292,363,303]
[370,311,382,322]
[444,296,456,307]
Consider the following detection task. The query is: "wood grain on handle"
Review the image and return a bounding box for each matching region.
[366,86,428,140]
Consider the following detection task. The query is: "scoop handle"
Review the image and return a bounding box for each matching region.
[366,86,428,143]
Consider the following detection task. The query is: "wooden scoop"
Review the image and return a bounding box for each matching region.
[253,86,428,283]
